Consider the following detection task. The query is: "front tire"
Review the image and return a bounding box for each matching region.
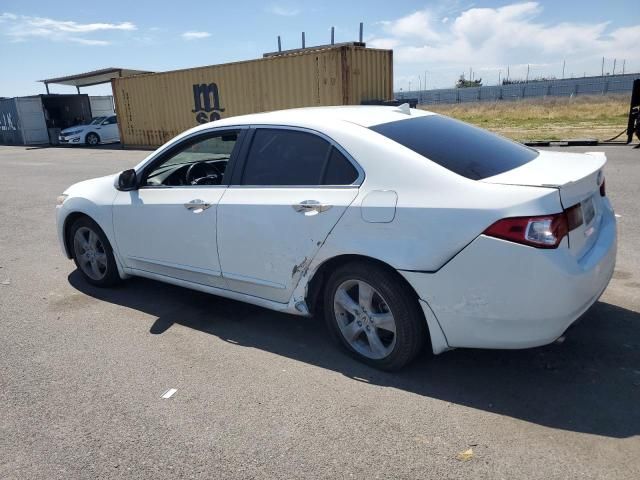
[85,132,100,146]
[323,261,427,371]
[69,217,121,287]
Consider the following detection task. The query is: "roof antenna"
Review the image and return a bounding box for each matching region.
[394,103,411,115]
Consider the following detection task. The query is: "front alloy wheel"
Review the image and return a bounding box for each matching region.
[69,217,121,287]
[73,226,108,281]
[86,133,99,146]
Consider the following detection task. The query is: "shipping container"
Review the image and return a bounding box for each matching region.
[89,95,115,117]
[0,94,114,146]
[112,45,393,147]
[0,97,49,145]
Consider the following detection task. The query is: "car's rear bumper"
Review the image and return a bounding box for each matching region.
[401,199,617,350]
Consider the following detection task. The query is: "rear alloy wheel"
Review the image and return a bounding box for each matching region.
[70,217,121,287]
[85,132,100,146]
[324,261,427,370]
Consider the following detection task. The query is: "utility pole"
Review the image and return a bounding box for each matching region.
[498,70,501,85]
[526,64,530,83]
[562,60,565,79]
[601,57,605,76]
[623,59,626,74]
[507,65,510,82]
[613,58,617,75]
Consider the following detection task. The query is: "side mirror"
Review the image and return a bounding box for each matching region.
[117,169,138,191]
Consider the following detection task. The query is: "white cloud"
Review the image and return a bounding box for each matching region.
[0,12,135,45]
[380,10,440,42]
[368,37,401,50]
[266,5,300,17]
[370,2,640,89]
[67,37,111,46]
[181,31,211,40]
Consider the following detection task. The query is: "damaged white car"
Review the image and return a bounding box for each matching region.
[56,106,616,370]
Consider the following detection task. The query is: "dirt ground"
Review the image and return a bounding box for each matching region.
[423,94,631,141]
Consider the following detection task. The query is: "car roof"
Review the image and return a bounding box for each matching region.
[191,105,436,132]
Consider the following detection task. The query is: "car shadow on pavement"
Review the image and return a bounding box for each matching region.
[56,143,131,151]
[25,143,128,151]
[69,271,640,439]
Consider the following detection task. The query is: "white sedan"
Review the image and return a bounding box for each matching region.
[59,115,120,146]
[55,106,616,370]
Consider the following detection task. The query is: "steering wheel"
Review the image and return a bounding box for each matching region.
[185,161,220,185]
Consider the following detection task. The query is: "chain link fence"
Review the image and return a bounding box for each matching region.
[396,73,640,105]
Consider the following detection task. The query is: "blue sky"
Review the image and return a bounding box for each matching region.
[1,0,638,96]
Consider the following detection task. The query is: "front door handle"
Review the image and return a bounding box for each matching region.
[184,199,212,213]
[292,200,332,215]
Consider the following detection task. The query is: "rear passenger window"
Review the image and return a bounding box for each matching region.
[323,148,358,185]
[242,129,329,186]
[240,129,359,186]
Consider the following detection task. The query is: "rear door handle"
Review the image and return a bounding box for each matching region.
[184,199,212,213]
[292,200,332,215]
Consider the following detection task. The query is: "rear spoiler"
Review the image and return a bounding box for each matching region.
[584,152,607,163]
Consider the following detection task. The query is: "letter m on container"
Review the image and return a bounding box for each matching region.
[192,83,225,124]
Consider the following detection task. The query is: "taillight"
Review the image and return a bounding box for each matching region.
[483,213,569,249]
[565,203,583,230]
[599,177,606,197]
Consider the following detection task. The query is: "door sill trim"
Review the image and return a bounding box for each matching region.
[124,267,305,316]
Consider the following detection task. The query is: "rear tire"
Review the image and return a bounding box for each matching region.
[323,261,427,371]
[86,132,100,146]
[69,217,121,287]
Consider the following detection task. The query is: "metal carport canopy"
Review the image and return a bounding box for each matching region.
[39,67,153,93]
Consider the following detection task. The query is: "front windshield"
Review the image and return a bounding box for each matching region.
[89,117,107,125]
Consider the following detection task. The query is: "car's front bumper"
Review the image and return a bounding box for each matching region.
[59,135,82,144]
[401,200,617,350]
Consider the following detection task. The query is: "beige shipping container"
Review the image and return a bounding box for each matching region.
[112,45,393,147]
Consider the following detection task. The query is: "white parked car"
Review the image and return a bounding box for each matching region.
[56,106,616,370]
[59,115,119,146]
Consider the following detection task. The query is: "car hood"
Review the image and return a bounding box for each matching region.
[61,125,90,135]
[64,173,119,197]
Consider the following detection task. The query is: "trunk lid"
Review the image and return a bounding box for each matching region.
[482,150,607,258]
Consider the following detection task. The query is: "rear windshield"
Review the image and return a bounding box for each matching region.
[370,115,538,180]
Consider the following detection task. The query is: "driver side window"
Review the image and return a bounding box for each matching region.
[144,132,239,187]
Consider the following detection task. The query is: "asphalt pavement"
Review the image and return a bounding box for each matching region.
[0,144,639,479]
